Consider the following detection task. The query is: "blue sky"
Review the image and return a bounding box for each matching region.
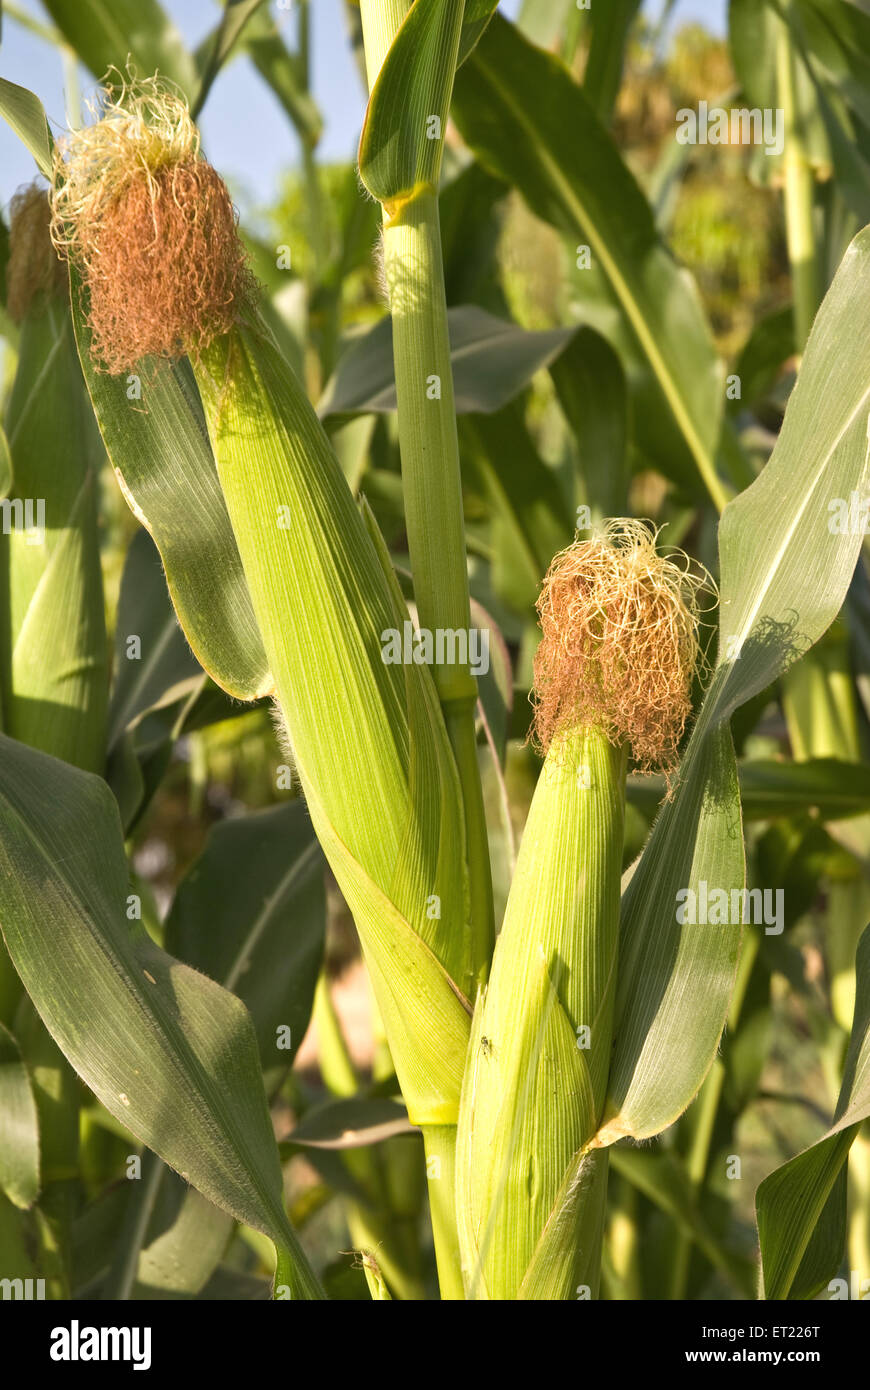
[0,0,727,213]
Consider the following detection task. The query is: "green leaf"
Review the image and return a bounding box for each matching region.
[461,403,573,614]
[288,1097,414,1150]
[757,924,870,1300]
[1,301,108,774]
[729,0,780,110]
[0,1021,40,1210]
[470,596,513,761]
[41,0,198,101]
[457,2,499,67]
[731,305,795,416]
[192,0,266,119]
[319,305,575,417]
[70,270,271,702]
[135,1182,234,1299]
[0,735,322,1298]
[549,325,630,518]
[107,529,202,750]
[795,0,870,132]
[0,1193,42,1287]
[598,222,870,1146]
[738,758,870,821]
[582,0,641,123]
[715,230,870,720]
[242,9,323,147]
[452,14,727,509]
[0,77,53,178]
[609,1144,756,1295]
[629,757,870,823]
[440,159,508,306]
[516,0,574,46]
[598,724,744,1147]
[164,801,325,1070]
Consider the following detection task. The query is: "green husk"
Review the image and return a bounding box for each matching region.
[191,317,474,1290]
[456,726,626,1298]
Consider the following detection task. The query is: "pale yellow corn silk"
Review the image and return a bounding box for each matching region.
[6,183,67,322]
[532,518,714,772]
[49,72,252,373]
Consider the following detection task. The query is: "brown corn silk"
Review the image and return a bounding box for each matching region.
[6,185,67,322]
[532,518,707,772]
[50,76,252,374]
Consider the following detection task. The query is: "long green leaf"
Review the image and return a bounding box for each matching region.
[107,529,202,751]
[629,757,870,824]
[757,925,870,1299]
[0,735,322,1298]
[319,305,575,417]
[598,222,870,1146]
[452,14,727,509]
[1,298,108,774]
[70,271,270,702]
[582,0,641,122]
[165,801,325,1070]
[135,1181,233,1299]
[0,425,11,501]
[460,403,573,614]
[193,0,266,119]
[0,76,53,178]
[41,0,197,100]
[549,325,630,518]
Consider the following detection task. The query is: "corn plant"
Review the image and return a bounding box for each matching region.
[0,0,869,1306]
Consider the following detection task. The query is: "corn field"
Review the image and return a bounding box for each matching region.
[0,0,869,1340]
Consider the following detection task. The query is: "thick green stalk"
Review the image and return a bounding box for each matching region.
[359,4,494,993]
[423,1125,464,1300]
[386,194,493,990]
